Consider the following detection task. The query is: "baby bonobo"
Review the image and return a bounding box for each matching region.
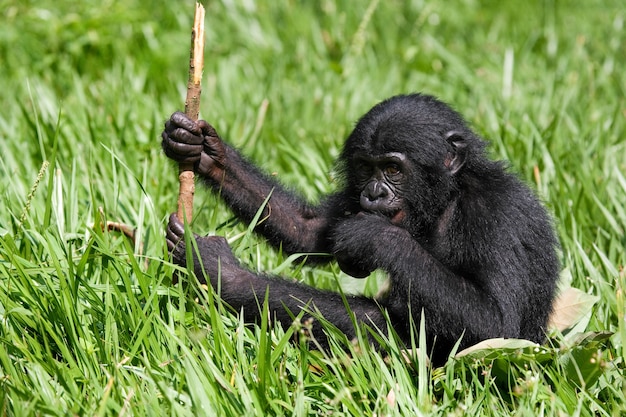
[162,93,560,365]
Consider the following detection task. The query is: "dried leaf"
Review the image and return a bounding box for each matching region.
[548,287,599,332]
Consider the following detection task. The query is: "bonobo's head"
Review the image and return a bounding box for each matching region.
[339,93,486,234]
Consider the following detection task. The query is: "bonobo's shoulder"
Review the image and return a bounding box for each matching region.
[460,165,547,219]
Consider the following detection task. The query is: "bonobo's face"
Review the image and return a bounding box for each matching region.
[341,94,473,233]
[351,152,408,224]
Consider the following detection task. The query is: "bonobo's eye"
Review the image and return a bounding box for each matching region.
[384,163,401,176]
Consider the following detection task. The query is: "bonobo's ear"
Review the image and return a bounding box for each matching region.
[444,130,468,175]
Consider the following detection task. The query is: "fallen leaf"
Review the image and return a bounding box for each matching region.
[548,287,599,332]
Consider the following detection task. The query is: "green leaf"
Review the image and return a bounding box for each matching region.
[559,331,612,388]
[455,338,540,360]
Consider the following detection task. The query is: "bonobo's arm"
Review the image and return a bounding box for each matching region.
[331,213,522,351]
[166,214,386,346]
[162,112,344,255]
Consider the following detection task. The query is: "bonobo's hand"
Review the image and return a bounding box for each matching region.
[161,112,226,178]
[331,213,401,278]
[166,213,239,285]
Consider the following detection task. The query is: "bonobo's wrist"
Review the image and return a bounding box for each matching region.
[197,152,222,178]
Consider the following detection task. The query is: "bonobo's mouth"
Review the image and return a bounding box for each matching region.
[357,208,405,225]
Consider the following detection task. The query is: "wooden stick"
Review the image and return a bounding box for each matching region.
[178,2,205,222]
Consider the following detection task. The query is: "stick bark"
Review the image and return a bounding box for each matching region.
[178,2,205,222]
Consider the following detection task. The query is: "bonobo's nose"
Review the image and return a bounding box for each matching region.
[360,181,390,211]
[363,181,387,201]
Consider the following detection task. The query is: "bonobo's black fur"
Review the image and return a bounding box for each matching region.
[162,93,560,365]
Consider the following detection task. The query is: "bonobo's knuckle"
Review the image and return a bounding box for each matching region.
[170,110,189,124]
[171,111,201,135]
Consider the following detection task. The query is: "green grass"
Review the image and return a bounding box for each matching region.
[1,0,625,415]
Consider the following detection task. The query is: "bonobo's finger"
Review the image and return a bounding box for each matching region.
[163,122,205,146]
[168,111,203,136]
[168,212,184,235]
[166,238,176,253]
[166,213,184,250]
[204,134,223,152]
[172,127,205,146]
[197,120,219,138]
[166,232,180,254]
[162,134,203,163]
[165,226,180,252]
